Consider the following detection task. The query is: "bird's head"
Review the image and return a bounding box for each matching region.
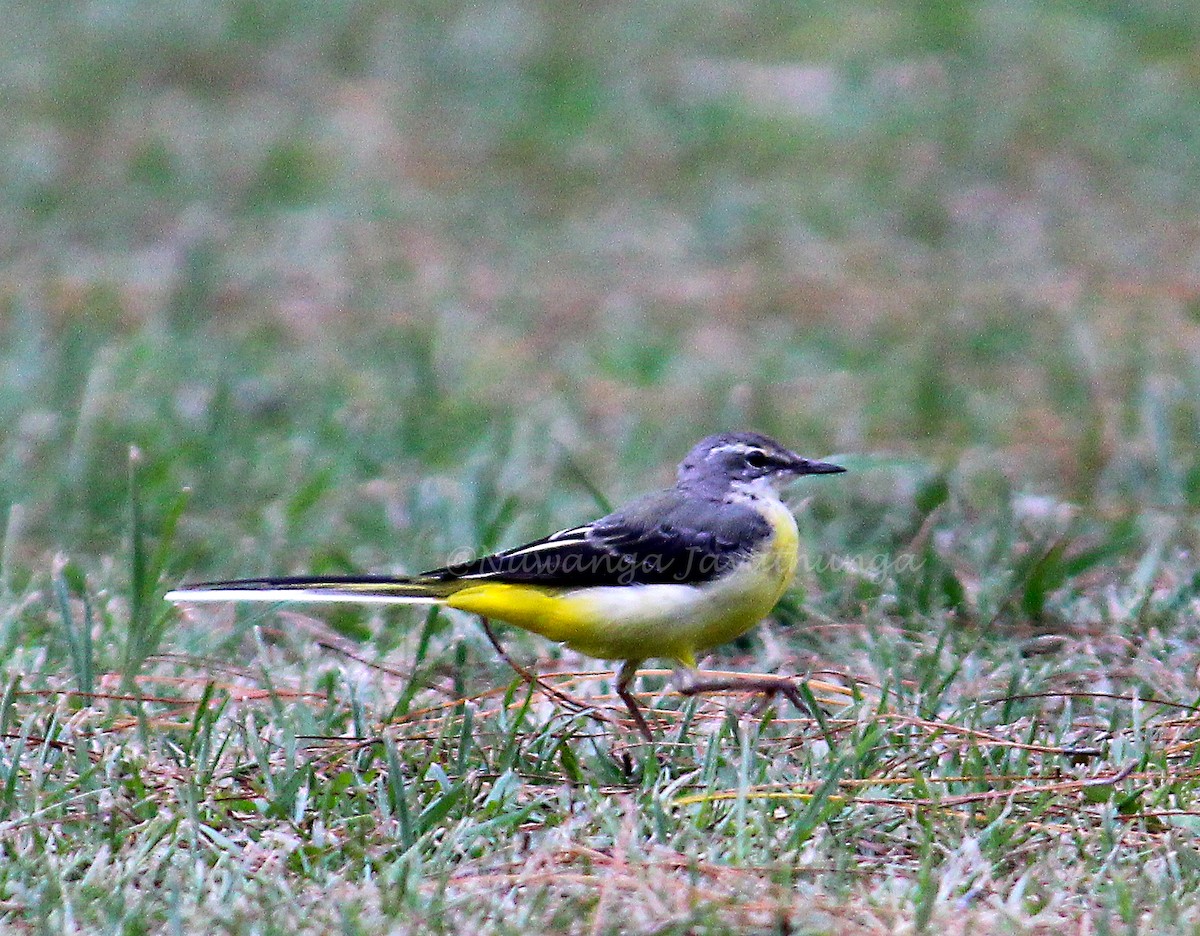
[677,431,845,496]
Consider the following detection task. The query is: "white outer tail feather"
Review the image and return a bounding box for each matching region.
[164,588,445,606]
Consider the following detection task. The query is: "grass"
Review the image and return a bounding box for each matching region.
[5,0,1200,932]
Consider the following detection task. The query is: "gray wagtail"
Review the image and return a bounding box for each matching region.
[166,432,845,739]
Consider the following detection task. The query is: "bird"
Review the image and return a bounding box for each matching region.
[166,431,845,740]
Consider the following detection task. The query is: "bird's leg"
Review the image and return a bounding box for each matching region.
[615,659,654,743]
[675,670,831,738]
[478,617,595,719]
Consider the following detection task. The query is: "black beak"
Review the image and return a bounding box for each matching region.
[790,456,846,475]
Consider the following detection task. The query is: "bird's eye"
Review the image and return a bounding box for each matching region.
[744,450,769,469]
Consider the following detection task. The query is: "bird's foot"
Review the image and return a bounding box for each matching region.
[676,672,830,734]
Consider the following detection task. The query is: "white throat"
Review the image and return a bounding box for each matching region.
[728,474,787,503]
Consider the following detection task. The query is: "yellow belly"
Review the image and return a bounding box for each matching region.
[446,503,799,667]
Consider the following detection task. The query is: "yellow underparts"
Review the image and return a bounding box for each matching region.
[445,499,800,668]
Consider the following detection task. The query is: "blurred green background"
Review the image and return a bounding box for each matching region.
[3,0,1200,621]
[5,3,1200,931]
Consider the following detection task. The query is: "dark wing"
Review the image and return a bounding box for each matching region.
[420,490,772,587]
